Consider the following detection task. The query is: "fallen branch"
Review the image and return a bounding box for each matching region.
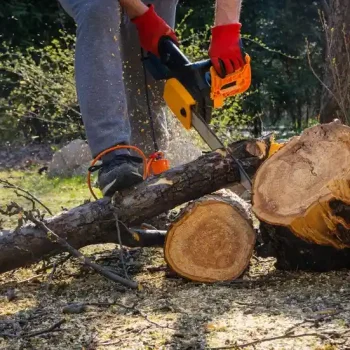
[0,179,52,215]
[212,330,349,349]
[0,274,43,287]
[36,253,72,273]
[24,319,66,338]
[0,319,66,339]
[27,212,138,289]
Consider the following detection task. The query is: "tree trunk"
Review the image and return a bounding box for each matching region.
[253,121,350,270]
[164,189,256,282]
[0,139,265,273]
[320,0,350,124]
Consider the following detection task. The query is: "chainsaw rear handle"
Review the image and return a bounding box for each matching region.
[158,36,211,72]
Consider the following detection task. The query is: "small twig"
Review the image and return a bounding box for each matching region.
[284,319,313,335]
[284,309,345,335]
[132,229,167,235]
[27,213,138,289]
[305,38,342,112]
[212,329,350,349]
[0,319,65,339]
[14,191,36,211]
[36,254,72,273]
[98,325,151,346]
[0,179,52,215]
[0,274,43,287]
[0,331,18,338]
[46,263,58,285]
[75,299,174,330]
[24,319,66,338]
[212,333,328,349]
[113,212,129,279]
[235,301,266,307]
[146,265,169,273]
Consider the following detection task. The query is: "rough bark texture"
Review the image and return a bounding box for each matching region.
[253,121,350,249]
[0,140,265,273]
[164,189,256,282]
[320,0,350,124]
[258,221,350,272]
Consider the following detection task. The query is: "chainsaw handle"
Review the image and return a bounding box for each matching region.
[158,37,190,68]
[158,37,212,72]
[209,54,251,108]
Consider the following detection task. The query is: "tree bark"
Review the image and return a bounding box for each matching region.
[2,122,349,276]
[0,140,265,274]
[319,0,350,124]
[164,189,256,282]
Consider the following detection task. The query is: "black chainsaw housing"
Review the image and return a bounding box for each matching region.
[142,37,214,123]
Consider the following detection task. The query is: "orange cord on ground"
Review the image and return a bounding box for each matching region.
[87,145,169,200]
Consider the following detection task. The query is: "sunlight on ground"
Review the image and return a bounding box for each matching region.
[0,169,99,227]
[0,169,349,350]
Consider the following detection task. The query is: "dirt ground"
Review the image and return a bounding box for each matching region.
[1,145,350,349]
[0,143,53,171]
[1,244,350,350]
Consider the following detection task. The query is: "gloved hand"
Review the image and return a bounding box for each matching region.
[131,4,178,57]
[208,23,245,78]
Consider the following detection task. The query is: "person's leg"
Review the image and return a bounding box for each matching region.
[58,0,143,196]
[58,0,130,159]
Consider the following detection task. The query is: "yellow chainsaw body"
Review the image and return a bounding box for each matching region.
[163,54,252,128]
[163,78,195,130]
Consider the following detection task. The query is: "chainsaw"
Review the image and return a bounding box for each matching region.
[142,37,252,192]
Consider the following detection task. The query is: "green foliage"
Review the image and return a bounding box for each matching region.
[0,31,84,142]
[0,169,90,227]
[240,0,323,131]
[0,0,326,144]
[0,0,75,47]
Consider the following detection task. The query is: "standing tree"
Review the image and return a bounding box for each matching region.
[319,0,350,125]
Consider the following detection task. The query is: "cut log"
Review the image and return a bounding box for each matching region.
[0,139,266,273]
[164,189,256,282]
[253,121,350,249]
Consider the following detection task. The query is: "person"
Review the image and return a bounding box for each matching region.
[58,0,245,196]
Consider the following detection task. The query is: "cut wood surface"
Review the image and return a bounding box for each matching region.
[164,189,256,282]
[253,121,350,249]
[0,140,265,273]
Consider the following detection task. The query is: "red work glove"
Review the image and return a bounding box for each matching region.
[131,5,178,57]
[209,23,245,77]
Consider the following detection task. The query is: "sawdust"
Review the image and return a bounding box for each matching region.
[1,246,350,350]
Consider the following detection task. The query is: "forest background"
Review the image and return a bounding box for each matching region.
[0,0,349,145]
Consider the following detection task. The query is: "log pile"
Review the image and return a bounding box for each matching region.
[0,121,349,280]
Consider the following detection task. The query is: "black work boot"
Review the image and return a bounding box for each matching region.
[90,155,144,197]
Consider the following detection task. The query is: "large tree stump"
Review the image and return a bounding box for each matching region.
[164,189,256,282]
[253,121,350,270]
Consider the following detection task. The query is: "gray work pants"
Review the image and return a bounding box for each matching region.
[58,0,182,161]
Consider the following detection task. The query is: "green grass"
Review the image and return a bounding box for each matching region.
[0,169,100,228]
